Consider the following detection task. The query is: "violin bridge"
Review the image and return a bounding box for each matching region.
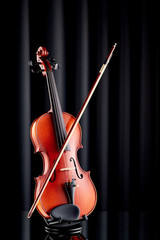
[60,167,75,172]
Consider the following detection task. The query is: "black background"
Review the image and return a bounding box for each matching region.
[3,0,159,239]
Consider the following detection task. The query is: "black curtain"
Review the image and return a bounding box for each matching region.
[5,0,159,239]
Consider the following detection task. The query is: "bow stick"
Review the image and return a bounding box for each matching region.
[27,43,117,218]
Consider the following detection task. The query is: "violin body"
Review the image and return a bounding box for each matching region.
[31,111,97,219]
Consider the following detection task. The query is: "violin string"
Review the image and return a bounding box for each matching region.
[47,71,68,180]
[51,71,67,144]
[48,71,77,184]
[48,71,69,181]
[47,72,64,156]
[46,72,63,181]
[50,71,73,182]
[47,71,63,147]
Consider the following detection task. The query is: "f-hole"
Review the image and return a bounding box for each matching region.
[70,158,83,179]
[49,171,56,182]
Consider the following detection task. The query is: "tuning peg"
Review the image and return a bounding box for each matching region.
[28,58,60,73]
[28,60,42,74]
[48,58,60,70]
[49,57,56,63]
[53,63,59,70]
[28,60,33,67]
[28,60,41,67]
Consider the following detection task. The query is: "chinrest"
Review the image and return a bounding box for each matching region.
[50,204,80,222]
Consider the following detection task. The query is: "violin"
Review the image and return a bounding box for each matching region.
[28,44,117,219]
[30,47,97,219]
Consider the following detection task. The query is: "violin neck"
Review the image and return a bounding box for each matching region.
[46,71,70,151]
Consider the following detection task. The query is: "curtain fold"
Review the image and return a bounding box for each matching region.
[18,0,31,211]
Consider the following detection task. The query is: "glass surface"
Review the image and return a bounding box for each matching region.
[18,211,158,240]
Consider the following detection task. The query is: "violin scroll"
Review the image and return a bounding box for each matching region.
[37,46,49,58]
[29,46,59,75]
